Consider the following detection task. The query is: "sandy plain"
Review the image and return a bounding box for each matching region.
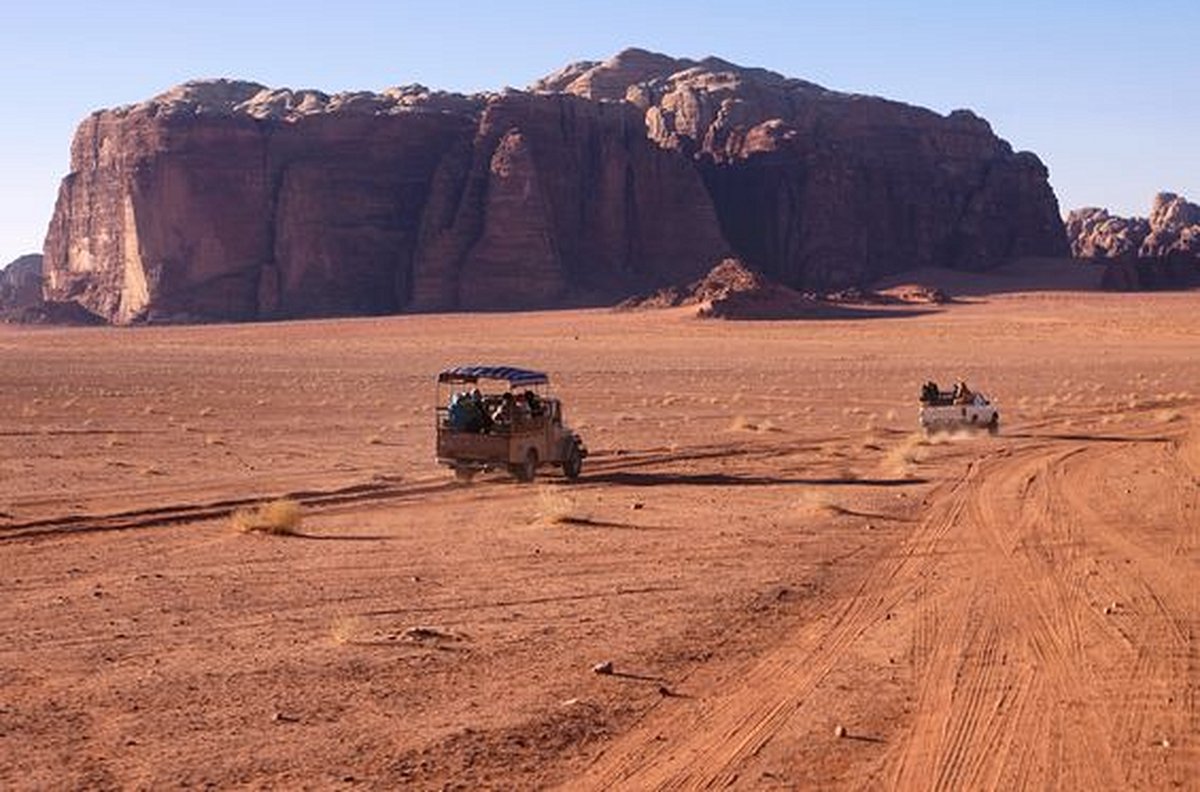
[1,286,1197,790]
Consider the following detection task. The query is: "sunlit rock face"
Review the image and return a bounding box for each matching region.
[45,49,1067,323]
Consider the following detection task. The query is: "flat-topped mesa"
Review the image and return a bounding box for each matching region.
[44,48,1067,323]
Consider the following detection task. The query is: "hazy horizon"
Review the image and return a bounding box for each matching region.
[5,0,1197,264]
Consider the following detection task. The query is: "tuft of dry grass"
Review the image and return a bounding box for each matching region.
[795,490,850,518]
[730,415,781,432]
[330,614,366,645]
[233,499,303,535]
[535,486,588,525]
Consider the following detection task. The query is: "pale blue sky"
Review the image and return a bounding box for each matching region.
[4,0,1197,264]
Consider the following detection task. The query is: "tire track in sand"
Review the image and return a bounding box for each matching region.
[571,416,1195,790]
[568,455,986,790]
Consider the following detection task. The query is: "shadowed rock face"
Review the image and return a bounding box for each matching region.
[0,254,44,310]
[45,49,1067,323]
[542,49,1067,289]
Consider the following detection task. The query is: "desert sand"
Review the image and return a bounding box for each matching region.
[1,288,1197,789]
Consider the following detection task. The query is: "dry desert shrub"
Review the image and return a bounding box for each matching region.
[233,499,303,535]
[1157,409,1182,424]
[729,415,757,432]
[882,433,928,476]
[204,434,225,446]
[795,490,848,518]
[330,614,366,645]
[535,486,588,525]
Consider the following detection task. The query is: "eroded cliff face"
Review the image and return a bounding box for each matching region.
[543,49,1068,289]
[45,49,1069,323]
[44,82,480,322]
[411,92,726,310]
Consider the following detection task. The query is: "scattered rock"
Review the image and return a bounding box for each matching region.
[592,660,614,675]
[402,626,457,642]
[834,724,847,738]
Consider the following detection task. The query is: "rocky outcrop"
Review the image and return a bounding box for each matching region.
[1066,193,1200,260]
[45,49,1068,323]
[1066,193,1200,290]
[0,253,106,324]
[0,254,44,310]
[619,257,822,319]
[1065,208,1149,258]
[1070,192,1200,290]
[1142,193,1200,258]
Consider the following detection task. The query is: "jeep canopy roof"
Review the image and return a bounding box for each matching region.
[437,365,549,387]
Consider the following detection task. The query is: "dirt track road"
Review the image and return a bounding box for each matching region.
[574,416,1199,790]
[2,294,1198,789]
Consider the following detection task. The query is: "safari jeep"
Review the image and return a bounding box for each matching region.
[436,365,587,482]
[918,380,1000,435]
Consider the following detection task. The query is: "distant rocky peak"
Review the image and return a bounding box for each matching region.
[532,47,695,101]
[1149,192,1200,232]
[1067,193,1200,259]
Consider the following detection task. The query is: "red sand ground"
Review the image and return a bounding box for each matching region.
[1,288,1197,789]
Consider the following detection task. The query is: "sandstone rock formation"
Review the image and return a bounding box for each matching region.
[1066,193,1200,260]
[0,254,44,310]
[44,49,1068,324]
[619,257,821,319]
[539,49,1067,289]
[1066,193,1200,290]
[0,253,105,324]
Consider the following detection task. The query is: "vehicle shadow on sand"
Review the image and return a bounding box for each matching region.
[582,471,928,488]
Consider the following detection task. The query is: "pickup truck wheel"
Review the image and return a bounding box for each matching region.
[513,449,538,483]
[453,466,475,483]
[563,443,583,480]
[988,415,1000,436]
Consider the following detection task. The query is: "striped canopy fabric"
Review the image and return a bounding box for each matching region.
[437,365,549,387]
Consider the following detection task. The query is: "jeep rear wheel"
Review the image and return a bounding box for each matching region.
[563,442,583,480]
[512,449,538,483]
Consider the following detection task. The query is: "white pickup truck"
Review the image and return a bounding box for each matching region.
[918,381,999,435]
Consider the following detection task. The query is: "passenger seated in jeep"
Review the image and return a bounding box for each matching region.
[522,390,543,417]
